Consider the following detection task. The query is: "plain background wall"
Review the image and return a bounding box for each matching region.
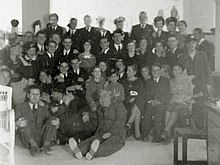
[22,0,50,33]
[183,0,215,33]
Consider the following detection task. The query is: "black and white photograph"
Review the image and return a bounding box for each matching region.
[0,0,219,164]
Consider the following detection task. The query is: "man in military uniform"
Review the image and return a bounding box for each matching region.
[15,85,59,156]
[68,89,127,160]
[130,11,154,46]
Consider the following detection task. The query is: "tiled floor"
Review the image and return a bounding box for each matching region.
[14,137,207,165]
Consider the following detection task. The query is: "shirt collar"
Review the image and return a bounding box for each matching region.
[29,102,38,110]
[102,48,109,54]
[37,43,44,50]
[64,49,70,55]
[154,77,160,83]
[47,52,54,58]
[24,55,36,61]
[86,26,91,32]
[114,43,122,50]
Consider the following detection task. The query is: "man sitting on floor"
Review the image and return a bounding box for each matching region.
[15,85,59,156]
[68,89,127,160]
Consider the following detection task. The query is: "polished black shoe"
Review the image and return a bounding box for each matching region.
[29,146,40,157]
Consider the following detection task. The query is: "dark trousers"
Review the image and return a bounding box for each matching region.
[79,134,124,157]
[142,103,166,140]
[17,118,57,148]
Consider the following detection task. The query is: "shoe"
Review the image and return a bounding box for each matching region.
[142,136,148,142]
[134,135,142,141]
[69,138,83,159]
[85,139,100,160]
[40,145,54,155]
[29,146,40,157]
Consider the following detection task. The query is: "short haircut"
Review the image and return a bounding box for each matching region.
[127,39,137,46]
[24,31,34,36]
[84,15,91,19]
[70,56,80,62]
[40,69,52,77]
[36,30,47,37]
[100,36,110,43]
[47,40,57,47]
[193,28,203,35]
[139,11,147,17]
[92,66,101,72]
[154,39,166,48]
[141,64,150,71]
[152,62,162,69]
[62,36,72,42]
[167,34,177,40]
[70,18,77,22]
[27,84,41,94]
[178,20,187,27]
[59,58,69,65]
[172,63,185,71]
[0,67,12,80]
[49,13,59,20]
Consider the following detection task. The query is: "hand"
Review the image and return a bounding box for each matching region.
[82,112,89,123]
[129,98,135,103]
[63,93,74,106]
[154,99,161,105]
[73,49,79,54]
[51,118,60,128]
[51,106,58,113]
[102,133,111,139]
[78,77,84,82]
[39,100,45,106]
[75,85,82,90]
[16,118,27,128]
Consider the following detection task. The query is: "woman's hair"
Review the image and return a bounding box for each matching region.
[92,65,101,72]
[154,16,165,26]
[140,64,150,72]
[128,63,138,73]
[178,20,187,27]
[40,69,52,77]
[161,64,171,74]
[127,39,137,46]
[154,39,165,48]
[172,63,185,71]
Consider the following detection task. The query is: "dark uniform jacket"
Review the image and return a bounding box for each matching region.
[130,24,154,45]
[165,47,183,67]
[45,25,65,39]
[65,29,81,50]
[145,77,171,104]
[96,101,127,140]
[15,102,52,129]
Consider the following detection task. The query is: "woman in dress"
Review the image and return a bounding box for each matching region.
[177,20,188,49]
[78,40,96,74]
[161,64,194,140]
[152,16,167,45]
[123,64,145,140]
[124,40,140,67]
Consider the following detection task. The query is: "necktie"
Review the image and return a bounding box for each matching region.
[28,59,32,65]
[154,78,158,83]
[118,45,121,52]
[33,104,37,112]
[65,52,68,56]
[52,27,55,31]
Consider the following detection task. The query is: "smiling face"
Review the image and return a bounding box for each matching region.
[178,22,186,33]
[139,39,148,49]
[100,38,110,50]
[115,21,124,29]
[167,21,176,32]
[99,61,107,72]
[92,67,102,79]
[63,38,72,50]
[28,88,41,105]
[126,66,136,78]
[50,16,58,26]
[84,16,91,27]
[152,65,161,79]
[0,70,11,86]
[155,42,164,54]
[39,71,50,83]
[84,41,92,51]
[58,62,69,74]
[173,65,183,78]
[186,40,197,52]
[70,58,80,70]
[26,47,37,59]
[155,20,164,30]
[36,33,46,45]
[167,36,178,50]
[127,42,136,52]
[47,42,56,54]
[99,90,111,107]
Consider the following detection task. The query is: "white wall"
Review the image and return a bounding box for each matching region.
[50,0,183,32]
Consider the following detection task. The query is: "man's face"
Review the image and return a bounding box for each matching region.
[51,91,63,101]
[167,37,178,49]
[28,88,41,104]
[167,21,176,32]
[50,16,58,26]
[59,62,69,74]
[139,13,147,24]
[109,73,119,83]
[63,38,72,50]
[47,42,56,54]
[155,21,164,30]
[99,90,111,107]
[37,33,46,45]
[152,66,161,79]
[193,30,202,41]
[186,41,197,52]
[24,33,34,42]
[84,17,91,27]
[0,71,11,86]
[115,22,124,29]
[27,48,37,59]
[113,33,123,44]
[52,34,61,45]
[70,59,80,70]
[70,20,77,29]
[100,38,110,50]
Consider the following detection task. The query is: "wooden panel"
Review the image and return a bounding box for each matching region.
[208,110,220,128]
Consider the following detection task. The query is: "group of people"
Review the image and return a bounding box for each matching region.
[0,10,214,160]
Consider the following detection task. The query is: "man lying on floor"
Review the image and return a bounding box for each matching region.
[15,85,59,156]
[68,89,127,160]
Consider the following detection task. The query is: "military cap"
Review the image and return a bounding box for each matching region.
[185,34,197,43]
[112,28,124,35]
[114,17,125,24]
[107,67,119,77]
